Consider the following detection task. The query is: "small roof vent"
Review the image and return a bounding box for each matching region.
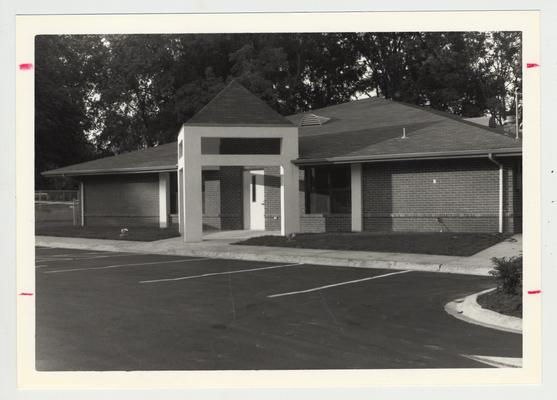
[299,113,331,127]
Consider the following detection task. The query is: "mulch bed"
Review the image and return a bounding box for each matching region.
[477,289,522,318]
[35,225,181,242]
[234,232,511,257]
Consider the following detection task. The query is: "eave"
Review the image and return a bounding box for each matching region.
[293,148,522,166]
[42,165,178,177]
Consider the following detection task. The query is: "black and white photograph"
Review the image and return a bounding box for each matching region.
[12,10,543,391]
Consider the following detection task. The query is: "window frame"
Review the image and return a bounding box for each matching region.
[304,165,351,215]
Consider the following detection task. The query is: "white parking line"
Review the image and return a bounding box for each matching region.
[38,252,127,258]
[139,263,303,284]
[267,270,412,298]
[39,252,111,257]
[36,253,138,263]
[42,258,211,274]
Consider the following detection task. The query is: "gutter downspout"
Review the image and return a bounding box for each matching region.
[488,153,504,233]
[79,181,85,227]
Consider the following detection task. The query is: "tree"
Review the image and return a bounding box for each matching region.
[35,35,104,189]
[354,31,521,122]
[478,32,522,126]
[228,33,364,114]
[86,33,365,153]
[35,31,522,188]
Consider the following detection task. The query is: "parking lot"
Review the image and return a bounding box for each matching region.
[35,247,522,371]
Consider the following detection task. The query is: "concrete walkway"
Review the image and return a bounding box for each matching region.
[35,233,522,276]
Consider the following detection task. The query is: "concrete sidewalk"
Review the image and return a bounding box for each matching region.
[35,233,522,276]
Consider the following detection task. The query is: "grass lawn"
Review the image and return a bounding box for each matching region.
[35,225,180,242]
[477,289,522,318]
[234,232,511,256]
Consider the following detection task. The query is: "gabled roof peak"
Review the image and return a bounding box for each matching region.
[185,80,294,127]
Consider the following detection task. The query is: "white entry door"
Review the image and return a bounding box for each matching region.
[246,170,265,230]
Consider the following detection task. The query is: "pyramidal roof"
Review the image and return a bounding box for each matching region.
[185,80,293,127]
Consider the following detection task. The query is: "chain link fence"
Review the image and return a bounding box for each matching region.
[35,190,81,227]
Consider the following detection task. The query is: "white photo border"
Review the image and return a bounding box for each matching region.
[15,10,541,389]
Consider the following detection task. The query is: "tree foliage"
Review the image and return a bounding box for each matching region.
[35,35,104,189]
[354,31,521,120]
[35,32,522,188]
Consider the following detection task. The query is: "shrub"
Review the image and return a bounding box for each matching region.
[489,256,522,295]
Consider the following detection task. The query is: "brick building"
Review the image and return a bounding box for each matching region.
[43,81,522,241]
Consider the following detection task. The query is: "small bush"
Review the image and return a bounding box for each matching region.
[489,256,522,295]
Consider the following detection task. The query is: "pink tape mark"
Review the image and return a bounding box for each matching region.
[19,63,33,70]
[528,290,542,295]
[526,63,539,69]
[19,292,33,296]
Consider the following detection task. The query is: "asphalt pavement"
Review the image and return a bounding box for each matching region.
[35,247,522,371]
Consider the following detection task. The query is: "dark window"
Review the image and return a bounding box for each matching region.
[252,175,257,202]
[201,138,281,155]
[304,165,351,214]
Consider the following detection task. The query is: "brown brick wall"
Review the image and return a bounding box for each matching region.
[219,167,244,230]
[361,158,521,233]
[201,167,244,230]
[81,168,247,230]
[300,214,352,232]
[80,156,521,234]
[295,157,522,233]
[82,173,159,226]
[202,170,221,230]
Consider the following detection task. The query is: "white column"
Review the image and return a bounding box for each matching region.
[79,181,85,226]
[158,172,170,228]
[242,170,251,229]
[177,168,183,234]
[499,166,504,233]
[351,163,363,232]
[181,131,203,242]
[488,154,504,233]
[280,163,300,235]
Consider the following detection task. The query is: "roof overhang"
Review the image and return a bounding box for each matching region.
[42,165,177,177]
[184,122,294,128]
[293,148,522,166]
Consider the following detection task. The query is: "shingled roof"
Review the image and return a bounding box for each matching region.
[185,80,293,127]
[288,97,521,164]
[42,141,177,177]
[43,91,522,177]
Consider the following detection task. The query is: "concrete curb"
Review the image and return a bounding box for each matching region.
[445,288,522,334]
[35,236,492,276]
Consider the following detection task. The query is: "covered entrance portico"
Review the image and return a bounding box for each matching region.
[177,124,300,242]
